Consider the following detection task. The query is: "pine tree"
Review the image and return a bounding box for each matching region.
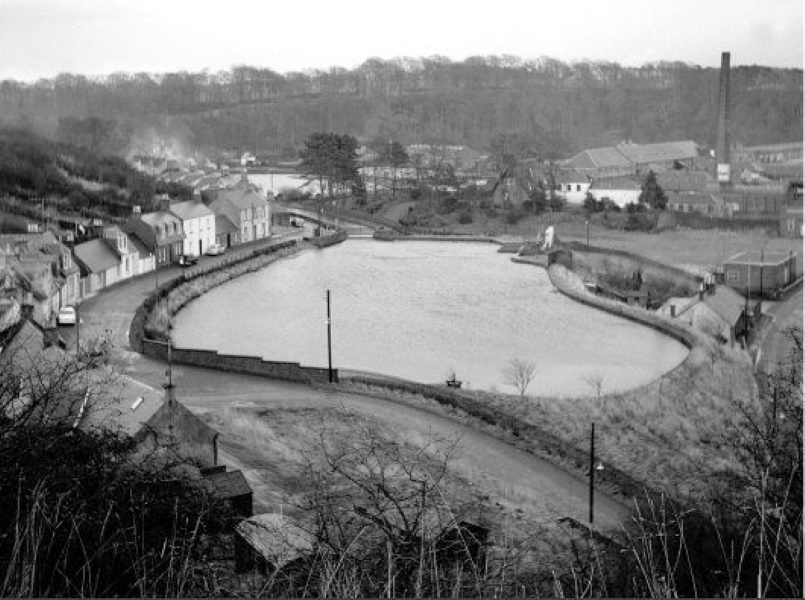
[639,170,668,210]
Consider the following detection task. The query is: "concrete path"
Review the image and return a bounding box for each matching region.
[61,248,631,530]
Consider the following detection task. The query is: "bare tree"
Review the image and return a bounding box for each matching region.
[583,372,606,401]
[504,358,536,397]
[293,418,495,597]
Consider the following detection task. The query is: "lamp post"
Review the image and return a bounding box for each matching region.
[326,289,334,383]
[589,422,604,523]
[75,304,81,355]
[586,219,590,251]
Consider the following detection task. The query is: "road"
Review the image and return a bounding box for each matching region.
[759,288,803,370]
[62,247,630,530]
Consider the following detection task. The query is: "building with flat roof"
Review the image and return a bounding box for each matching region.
[723,251,798,297]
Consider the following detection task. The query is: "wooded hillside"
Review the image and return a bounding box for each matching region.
[1,56,801,159]
[0,127,187,222]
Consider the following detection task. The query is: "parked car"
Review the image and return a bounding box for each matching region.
[205,243,225,256]
[57,306,77,326]
[175,254,199,267]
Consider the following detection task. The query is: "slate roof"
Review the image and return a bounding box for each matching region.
[204,469,252,499]
[564,141,698,171]
[656,170,710,192]
[78,375,164,438]
[215,214,238,234]
[700,286,745,326]
[126,232,153,257]
[212,188,268,211]
[169,200,216,221]
[591,177,640,190]
[667,192,723,206]
[618,141,698,164]
[73,238,120,274]
[556,170,590,184]
[140,210,183,229]
[564,147,632,170]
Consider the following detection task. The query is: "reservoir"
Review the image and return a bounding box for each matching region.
[173,240,687,396]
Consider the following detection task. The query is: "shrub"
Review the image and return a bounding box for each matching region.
[458,207,473,224]
[505,207,523,224]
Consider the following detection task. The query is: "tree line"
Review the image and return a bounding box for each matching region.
[0,57,800,160]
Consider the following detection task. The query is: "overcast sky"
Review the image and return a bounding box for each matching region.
[1,0,802,81]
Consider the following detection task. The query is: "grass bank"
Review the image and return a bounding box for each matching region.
[508,264,758,503]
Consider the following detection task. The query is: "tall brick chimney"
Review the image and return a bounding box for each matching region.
[715,51,731,184]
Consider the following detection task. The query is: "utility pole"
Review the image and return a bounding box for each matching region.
[75,304,80,355]
[326,289,334,383]
[589,421,596,523]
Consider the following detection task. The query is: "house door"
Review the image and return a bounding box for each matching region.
[199,240,203,255]
[226,233,231,248]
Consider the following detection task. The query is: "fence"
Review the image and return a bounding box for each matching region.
[674,211,781,234]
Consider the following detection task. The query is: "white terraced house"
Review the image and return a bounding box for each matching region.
[169,199,217,256]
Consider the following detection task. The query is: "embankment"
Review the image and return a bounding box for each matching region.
[556,242,702,303]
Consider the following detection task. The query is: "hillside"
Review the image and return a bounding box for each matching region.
[0,57,800,159]
[0,127,188,224]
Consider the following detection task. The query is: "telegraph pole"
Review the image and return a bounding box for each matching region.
[589,422,596,524]
[326,289,333,383]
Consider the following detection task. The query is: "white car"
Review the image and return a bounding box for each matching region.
[57,306,77,326]
[205,243,225,256]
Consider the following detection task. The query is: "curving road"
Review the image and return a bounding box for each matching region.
[63,249,630,530]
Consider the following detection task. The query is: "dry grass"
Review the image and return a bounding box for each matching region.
[562,225,802,272]
[481,265,758,504]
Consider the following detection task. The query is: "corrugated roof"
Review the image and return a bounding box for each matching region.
[169,200,215,221]
[73,239,120,273]
[236,513,315,569]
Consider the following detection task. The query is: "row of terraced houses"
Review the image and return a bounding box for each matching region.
[0,186,272,327]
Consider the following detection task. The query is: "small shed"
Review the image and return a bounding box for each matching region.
[203,467,253,518]
[235,513,315,574]
[723,251,797,297]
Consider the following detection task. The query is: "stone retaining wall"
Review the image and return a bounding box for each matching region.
[547,263,699,351]
[141,340,335,384]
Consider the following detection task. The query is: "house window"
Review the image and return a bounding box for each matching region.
[566,184,572,192]
[789,219,796,231]
[726,269,740,282]
[576,184,582,192]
